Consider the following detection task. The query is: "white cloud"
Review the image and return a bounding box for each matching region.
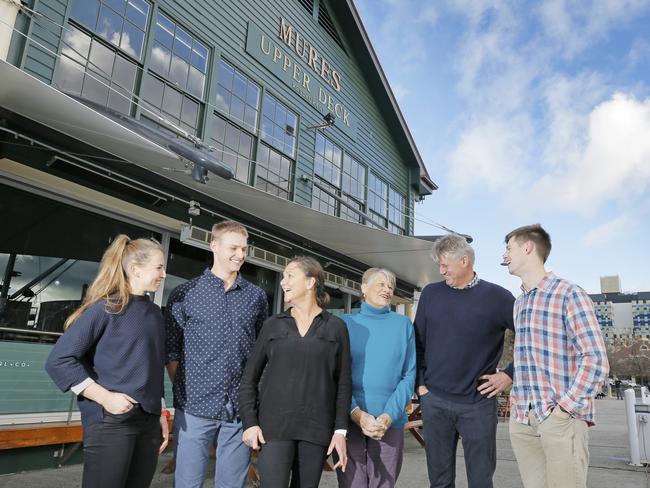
[583,214,634,247]
[537,0,650,58]
[531,93,650,212]
[447,115,531,194]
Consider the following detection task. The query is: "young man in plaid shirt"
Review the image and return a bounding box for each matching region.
[503,224,608,488]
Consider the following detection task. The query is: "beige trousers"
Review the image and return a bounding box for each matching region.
[509,413,589,488]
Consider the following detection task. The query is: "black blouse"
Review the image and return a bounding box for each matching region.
[239,309,351,447]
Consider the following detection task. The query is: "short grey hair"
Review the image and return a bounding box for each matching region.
[362,267,396,288]
[432,234,475,265]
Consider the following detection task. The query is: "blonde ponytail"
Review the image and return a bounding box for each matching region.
[64,235,162,329]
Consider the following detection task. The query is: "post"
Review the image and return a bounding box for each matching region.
[625,388,642,466]
[0,0,20,61]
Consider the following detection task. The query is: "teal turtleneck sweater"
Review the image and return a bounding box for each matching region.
[342,302,416,427]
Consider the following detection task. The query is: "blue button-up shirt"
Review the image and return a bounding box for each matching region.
[165,268,268,420]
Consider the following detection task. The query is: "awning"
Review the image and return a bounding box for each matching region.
[0,60,442,288]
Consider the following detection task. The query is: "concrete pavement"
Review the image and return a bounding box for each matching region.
[0,398,647,487]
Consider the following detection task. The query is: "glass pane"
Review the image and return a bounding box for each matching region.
[61,25,91,64]
[246,82,260,108]
[181,98,199,127]
[141,73,164,108]
[54,56,84,95]
[107,84,131,114]
[215,85,231,113]
[169,55,189,90]
[210,115,226,142]
[126,0,149,29]
[162,85,182,118]
[104,0,127,15]
[286,111,297,132]
[274,103,286,127]
[187,67,205,100]
[120,21,144,58]
[155,14,174,49]
[173,27,192,59]
[81,72,110,106]
[112,55,136,88]
[261,117,272,141]
[88,39,115,77]
[230,95,245,125]
[150,42,171,76]
[217,60,234,89]
[232,72,246,100]
[97,4,123,49]
[191,43,208,73]
[262,95,275,119]
[243,105,257,131]
[224,123,239,150]
[70,0,100,31]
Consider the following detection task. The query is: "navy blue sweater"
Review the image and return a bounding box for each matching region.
[414,280,514,404]
[45,295,165,427]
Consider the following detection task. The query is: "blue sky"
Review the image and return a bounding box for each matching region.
[355,0,650,295]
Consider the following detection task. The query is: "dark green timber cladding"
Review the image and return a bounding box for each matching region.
[20,0,68,83]
[16,0,414,219]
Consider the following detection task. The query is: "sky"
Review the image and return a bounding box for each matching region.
[355,0,650,295]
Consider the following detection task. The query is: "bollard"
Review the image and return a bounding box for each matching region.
[624,388,642,466]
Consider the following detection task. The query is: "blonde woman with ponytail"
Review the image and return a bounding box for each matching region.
[240,256,352,488]
[46,235,169,488]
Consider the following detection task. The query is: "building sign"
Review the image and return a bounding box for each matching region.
[246,19,357,140]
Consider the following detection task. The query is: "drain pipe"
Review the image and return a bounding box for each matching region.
[0,0,20,61]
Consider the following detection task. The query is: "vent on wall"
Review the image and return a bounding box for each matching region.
[318,1,346,53]
[180,224,360,292]
[297,0,313,15]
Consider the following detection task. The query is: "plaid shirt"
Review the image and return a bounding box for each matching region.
[511,273,608,425]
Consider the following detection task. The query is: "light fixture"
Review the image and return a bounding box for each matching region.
[308,112,336,130]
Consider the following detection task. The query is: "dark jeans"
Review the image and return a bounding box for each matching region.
[257,439,327,488]
[82,405,161,488]
[420,391,497,488]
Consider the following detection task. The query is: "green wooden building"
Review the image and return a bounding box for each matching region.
[0,0,441,473]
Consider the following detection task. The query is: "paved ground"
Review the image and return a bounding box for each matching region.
[0,399,647,487]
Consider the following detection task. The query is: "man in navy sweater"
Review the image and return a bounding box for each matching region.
[414,234,515,488]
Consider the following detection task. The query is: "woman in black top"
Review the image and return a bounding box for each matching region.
[240,256,352,487]
[45,235,169,488]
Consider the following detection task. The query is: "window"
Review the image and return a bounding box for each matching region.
[340,154,366,223]
[216,60,261,132]
[388,188,407,235]
[312,133,342,216]
[255,144,293,200]
[55,0,151,115]
[261,93,298,158]
[54,25,138,115]
[208,115,254,184]
[140,72,200,135]
[150,13,209,100]
[367,172,388,229]
[139,12,209,136]
[69,0,150,60]
[311,134,369,224]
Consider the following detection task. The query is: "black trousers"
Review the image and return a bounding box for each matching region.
[82,405,161,488]
[257,439,328,488]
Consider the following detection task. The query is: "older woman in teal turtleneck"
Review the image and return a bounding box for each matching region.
[337,268,416,488]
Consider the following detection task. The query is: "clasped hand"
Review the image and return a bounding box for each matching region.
[357,411,391,440]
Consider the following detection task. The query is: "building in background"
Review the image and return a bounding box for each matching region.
[590,290,650,341]
[600,275,622,294]
[0,0,452,473]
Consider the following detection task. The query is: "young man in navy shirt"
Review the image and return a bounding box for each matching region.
[166,220,268,488]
